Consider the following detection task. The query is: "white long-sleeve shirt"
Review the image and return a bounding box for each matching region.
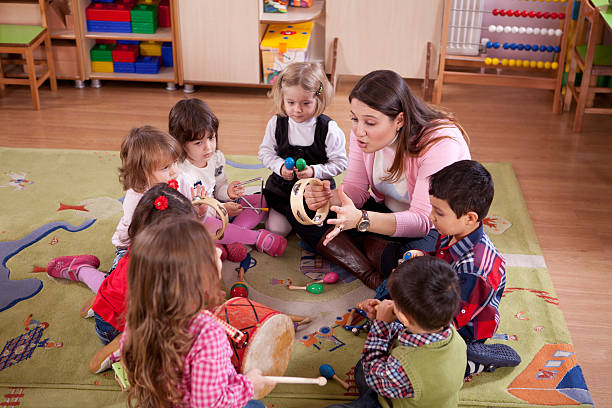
[258,115,347,179]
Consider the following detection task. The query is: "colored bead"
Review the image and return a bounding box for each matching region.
[536,11,543,18]
[526,27,534,34]
[519,27,526,34]
[521,10,529,17]
[530,60,537,68]
[514,9,522,17]
[509,59,516,67]
[501,58,508,66]
[554,46,561,53]
[555,29,563,36]
[534,27,541,34]
[496,25,504,32]
[529,11,536,18]
[543,12,550,19]
[547,45,554,52]
[540,45,547,52]
[510,43,518,50]
[499,9,507,16]
[532,44,539,52]
[550,12,557,19]
[537,61,544,68]
[503,42,510,49]
[558,13,565,19]
[512,26,519,33]
[525,44,532,51]
[486,41,493,48]
[484,57,492,65]
[548,28,555,36]
[492,8,499,16]
[488,25,496,33]
[544,61,551,69]
[551,61,559,69]
[492,58,500,65]
[517,44,525,50]
[493,42,500,49]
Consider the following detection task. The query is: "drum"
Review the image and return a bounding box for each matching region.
[214,297,295,399]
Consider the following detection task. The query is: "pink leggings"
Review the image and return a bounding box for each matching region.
[203,194,267,245]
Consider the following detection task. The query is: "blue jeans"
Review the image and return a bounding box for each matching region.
[94,312,121,345]
[244,400,265,408]
[325,359,381,408]
[109,247,128,276]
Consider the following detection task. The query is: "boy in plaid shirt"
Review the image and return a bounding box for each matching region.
[327,256,466,408]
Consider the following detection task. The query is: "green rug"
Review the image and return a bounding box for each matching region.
[0,147,593,407]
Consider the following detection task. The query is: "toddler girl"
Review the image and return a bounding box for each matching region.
[169,98,286,257]
[258,62,347,236]
[121,216,274,407]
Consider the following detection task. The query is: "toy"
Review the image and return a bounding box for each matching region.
[284,157,296,170]
[295,158,307,171]
[343,307,371,335]
[230,281,249,298]
[314,271,339,284]
[290,178,330,225]
[319,364,349,389]
[288,282,323,294]
[263,0,288,13]
[260,21,314,84]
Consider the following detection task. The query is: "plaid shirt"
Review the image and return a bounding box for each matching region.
[434,223,506,341]
[178,312,253,408]
[362,320,452,399]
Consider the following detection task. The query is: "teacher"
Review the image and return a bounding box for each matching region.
[300,70,471,290]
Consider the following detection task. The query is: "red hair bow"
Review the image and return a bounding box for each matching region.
[168,179,179,190]
[154,195,169,210]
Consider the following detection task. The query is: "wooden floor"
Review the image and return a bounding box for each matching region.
[1,79,611,405]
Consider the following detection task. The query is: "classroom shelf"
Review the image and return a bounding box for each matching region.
[89,66,175,82]
[259,0,324,24]
[83,27,173,42]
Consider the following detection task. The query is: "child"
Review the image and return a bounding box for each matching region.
[169,98,287,257]
[121,216,275,407]
[258,62,347,237]
[393,160,520,376]
[111,125,191,265]
[46,184,198,352]
[327,256,466,408]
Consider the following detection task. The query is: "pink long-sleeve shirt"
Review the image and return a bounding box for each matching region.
[341,125,470,238]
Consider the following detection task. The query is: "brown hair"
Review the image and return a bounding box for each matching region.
[118,126,182,193]
[349,70,469,183]
[388,256,460,332]
[122,217,223,408]
[269,62,333,117]
[127,183,197,242]
[168,98,219,160]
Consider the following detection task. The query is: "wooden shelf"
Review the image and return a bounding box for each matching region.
[260,0,323,23]
[88,65,175,82]
[50,29,76,40]
[83,27,172,42]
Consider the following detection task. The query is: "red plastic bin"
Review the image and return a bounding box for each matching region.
[86,2,133,22]
[112,44,139,62]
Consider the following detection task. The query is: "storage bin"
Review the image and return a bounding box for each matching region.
[260,22,313,84]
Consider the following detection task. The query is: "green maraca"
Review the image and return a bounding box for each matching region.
[288,282,323,294]
[295,158,307,171]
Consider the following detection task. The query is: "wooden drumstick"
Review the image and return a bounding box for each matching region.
[263,376,327,386]
[288,315,312,326]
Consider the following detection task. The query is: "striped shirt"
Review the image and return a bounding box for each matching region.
[362,320,452,399]
[435,223,506,341]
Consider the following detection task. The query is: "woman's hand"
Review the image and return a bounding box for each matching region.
[322,186,362,246]
[296,165,314,179]
[223,201,243,217]
[375,299,396,323]
[280,164,295,181]
[304,179,334,211]
[227,181,245,199]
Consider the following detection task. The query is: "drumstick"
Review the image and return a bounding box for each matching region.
[241,207,269,211]
[263,376,327,386]
[202,310,244,343]
[319,364,350,390]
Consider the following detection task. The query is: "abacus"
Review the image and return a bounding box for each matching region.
[433,0,571,113]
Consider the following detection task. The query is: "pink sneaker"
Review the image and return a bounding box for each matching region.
[47,255,100,282]
[255,230,287,257]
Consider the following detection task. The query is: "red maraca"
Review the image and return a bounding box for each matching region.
[314,272,339,284]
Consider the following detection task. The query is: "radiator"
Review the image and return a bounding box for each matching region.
[446,0,485,56]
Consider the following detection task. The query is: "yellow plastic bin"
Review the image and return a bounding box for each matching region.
[260,21,313,84]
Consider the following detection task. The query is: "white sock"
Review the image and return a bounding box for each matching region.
[265,209,292,237]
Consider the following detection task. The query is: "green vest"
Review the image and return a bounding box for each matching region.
[378,326,466,408]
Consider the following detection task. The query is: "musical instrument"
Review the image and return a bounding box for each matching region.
[290,178,330,226]
[192,196,228,239]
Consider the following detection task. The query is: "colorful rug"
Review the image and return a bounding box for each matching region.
[0,147,593,407]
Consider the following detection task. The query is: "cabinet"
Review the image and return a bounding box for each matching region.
[75,0,180,88]
[178,0,325,87]
[324,0,444,79]
[0,0,86,86]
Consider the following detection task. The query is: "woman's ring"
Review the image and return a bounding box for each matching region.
[337,225,343,231]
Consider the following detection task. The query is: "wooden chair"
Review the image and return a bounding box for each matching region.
[564,0,612,132]
[0,0,57,110]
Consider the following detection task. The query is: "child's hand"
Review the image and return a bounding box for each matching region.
[397,249,426,265]
[357,298,380,321]
[228,181,245,200]
[280,164,295,181]
[375,299,397,323]
[296,166,314,179]
[245,368,276,397]
[224,202,242,217]
[191,186,209,217]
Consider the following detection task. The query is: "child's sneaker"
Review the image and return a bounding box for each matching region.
[467,342,521,372]
[226,242,248,262]
[89,335,121,373]
[255,230,287,257]
[216,244,228,261]
[80,294,96,318]
[47,255,100,282]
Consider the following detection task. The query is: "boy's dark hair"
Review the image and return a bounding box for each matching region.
[388,256,460,332]
[429,160,493,222]
[168,98,219,159]
[128,183,197,242]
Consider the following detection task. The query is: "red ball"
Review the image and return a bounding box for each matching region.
[226,242,247,262]
[230,286,248,298]
[514,10,521,17]
[550,12,558,19]
[543,12,550,19]
[536,11,543,18]
[529,11,536,18]
[499,9,506,16]
[492,8,499,16]
[558,12,565,20]
[521,10,528,17]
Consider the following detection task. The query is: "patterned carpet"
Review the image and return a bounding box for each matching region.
[0,147,593,407]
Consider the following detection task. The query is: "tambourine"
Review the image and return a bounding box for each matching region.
[290,178,330,226]
[192,196,228,239]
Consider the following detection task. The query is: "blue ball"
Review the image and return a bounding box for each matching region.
[524,44,531,51]
[510,43,517,50]
[517,44,524,50]
[284,157,295,170]
[493,42,500,49]
[503,42,510,49]
[554,46,561,53]
[540,45,547,52]
[547,45,554,52]
[486,41,493,48]
[532,44,539,52]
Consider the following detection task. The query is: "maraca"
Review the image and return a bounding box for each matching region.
[288,282,323,294]
[319,364,349,390]
[284,157,296,170]
[230,281,248,298]
[295,158,307,171]
[314,272,339,284]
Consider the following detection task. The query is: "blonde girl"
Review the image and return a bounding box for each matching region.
[258,62,347,237]
[121,217,274,408]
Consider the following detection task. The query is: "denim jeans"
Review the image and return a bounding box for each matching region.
[244,400,265,408]
[108,247,128,276]
[94,312,121,345]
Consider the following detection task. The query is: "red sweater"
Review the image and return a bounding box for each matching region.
[92,252,130,331]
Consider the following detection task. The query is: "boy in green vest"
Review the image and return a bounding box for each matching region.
[327,256,466,408]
